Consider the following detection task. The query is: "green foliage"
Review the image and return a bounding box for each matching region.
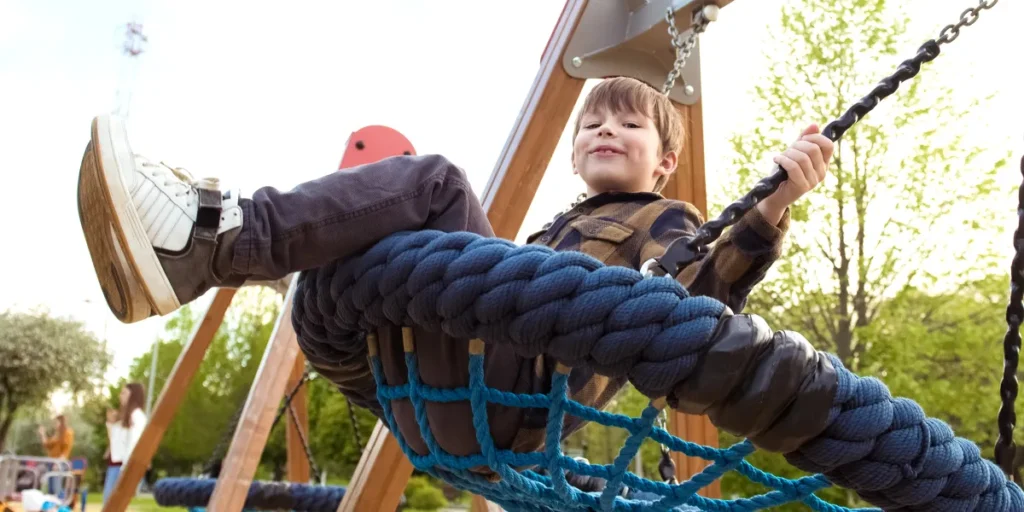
[708,0,1013,507]
[0,309,110,451]
[308,376,378,477]
[725,0,1009,365]
[81,287,284,481]
[562,386,664,479]
[404,475,449,511]
[81,284,381,487]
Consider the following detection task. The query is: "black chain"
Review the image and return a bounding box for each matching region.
[269,370,321,482]
[937,0,998,45]
[202,399,247,477]
[203,370,316,478]
[286,400,322,483]
[996,154,1024,476]
[345,397,364,450]
[647,39,942,277]
[647,1,997,278]
[645,0,1018,476]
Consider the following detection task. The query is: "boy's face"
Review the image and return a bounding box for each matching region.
[573,107,676,196]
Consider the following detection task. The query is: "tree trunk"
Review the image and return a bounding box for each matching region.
[0,407,15,453]
[852,134,870,331]
[834,146,853,364]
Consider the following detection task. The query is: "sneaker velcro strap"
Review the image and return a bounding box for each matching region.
[195,188,223,240]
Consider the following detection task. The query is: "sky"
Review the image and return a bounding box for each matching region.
[1,0,1022,392]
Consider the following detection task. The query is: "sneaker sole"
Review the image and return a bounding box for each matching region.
[77,115,181,322]
[77,150,151,323]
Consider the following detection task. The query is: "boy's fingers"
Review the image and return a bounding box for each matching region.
[784,148,815,178]
[775,154,809,191]
[802,134,835,161]
[793,140,823,166]
[784,148,820,188]
[800,123,820,138]
[792,141,826,181]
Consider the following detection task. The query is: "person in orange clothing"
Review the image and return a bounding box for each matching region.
[38,414,75,499]
[38,414,74,459]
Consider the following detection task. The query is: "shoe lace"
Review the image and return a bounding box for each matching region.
[137,156,221,208]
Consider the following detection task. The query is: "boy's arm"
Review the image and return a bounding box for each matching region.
[640,200,790,313]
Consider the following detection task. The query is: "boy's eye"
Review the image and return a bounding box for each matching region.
[585,123,600,129]
[624,122,640,128]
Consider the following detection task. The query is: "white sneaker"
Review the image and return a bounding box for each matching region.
[77,114,243,323]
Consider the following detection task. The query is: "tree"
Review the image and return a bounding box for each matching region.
[719,0,1009,366]
[708,0,1012,506]
[0,310,109,451]
[717,274,1016,508]
[307,375,377,479]
[83,286,284,480]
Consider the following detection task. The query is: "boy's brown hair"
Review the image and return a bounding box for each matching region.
[571,76,685,193]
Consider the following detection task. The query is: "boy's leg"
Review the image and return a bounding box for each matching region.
[78,114,491,324]
[235,149,493,280]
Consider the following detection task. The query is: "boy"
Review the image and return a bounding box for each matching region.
[77,77,831,463]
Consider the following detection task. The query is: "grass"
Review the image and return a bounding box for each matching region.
[1,493,187,512]
[81,493,186,512]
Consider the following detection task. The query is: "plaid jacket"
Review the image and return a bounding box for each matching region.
[510,191,790,449]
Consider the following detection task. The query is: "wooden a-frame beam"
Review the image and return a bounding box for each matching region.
[662,99,719,498]
[286,354,312,483]
[206,279,304,511]
[102,288,238,512]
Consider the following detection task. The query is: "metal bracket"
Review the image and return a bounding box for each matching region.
[562,0,715,105]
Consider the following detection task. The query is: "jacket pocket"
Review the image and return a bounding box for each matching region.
[570,217,635,262]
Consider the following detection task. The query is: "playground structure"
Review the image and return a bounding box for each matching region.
[93,0,1020,511]
[0,456,83,509]
[100,1,719,509]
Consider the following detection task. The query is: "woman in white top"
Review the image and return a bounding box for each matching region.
[103,382,147,505]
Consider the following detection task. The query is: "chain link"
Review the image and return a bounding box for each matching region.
[995,154,1024,477]
[937,0,998,45]
[661,7,714,95]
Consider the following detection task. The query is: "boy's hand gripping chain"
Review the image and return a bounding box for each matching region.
[643,0,997,280]
[644,0,1024,478]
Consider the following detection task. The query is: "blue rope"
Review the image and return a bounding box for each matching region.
[292,229,1024,511]
[153,478,344,512]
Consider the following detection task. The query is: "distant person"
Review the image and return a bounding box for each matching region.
[38,414,74,459]
[103,382,147,505]
[38,414,74,498]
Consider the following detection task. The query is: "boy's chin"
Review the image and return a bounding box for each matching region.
[586,177,647,195]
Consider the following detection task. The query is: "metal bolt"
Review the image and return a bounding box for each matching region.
[571,56,583,68]
[684,84,695,95]
[702,5,720,22]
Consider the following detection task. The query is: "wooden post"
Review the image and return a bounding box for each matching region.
[659,93,720,499]
[480,0,588,236]
[286,354,311,483]
[336,421,415,512]
[206,280,304,511]
[102,288,237,512]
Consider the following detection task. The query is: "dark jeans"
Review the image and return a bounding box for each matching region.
[233,154,494,280]
[234,154,537,461]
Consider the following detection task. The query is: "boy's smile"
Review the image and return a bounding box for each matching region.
[573,107,675,197]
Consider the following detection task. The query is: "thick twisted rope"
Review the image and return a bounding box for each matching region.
[291,230,1024,510]
[153,478,345,512]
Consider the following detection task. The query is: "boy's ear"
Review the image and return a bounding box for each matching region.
[656,151,678,177]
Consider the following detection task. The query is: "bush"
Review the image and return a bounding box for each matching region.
[404,475,448,511]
